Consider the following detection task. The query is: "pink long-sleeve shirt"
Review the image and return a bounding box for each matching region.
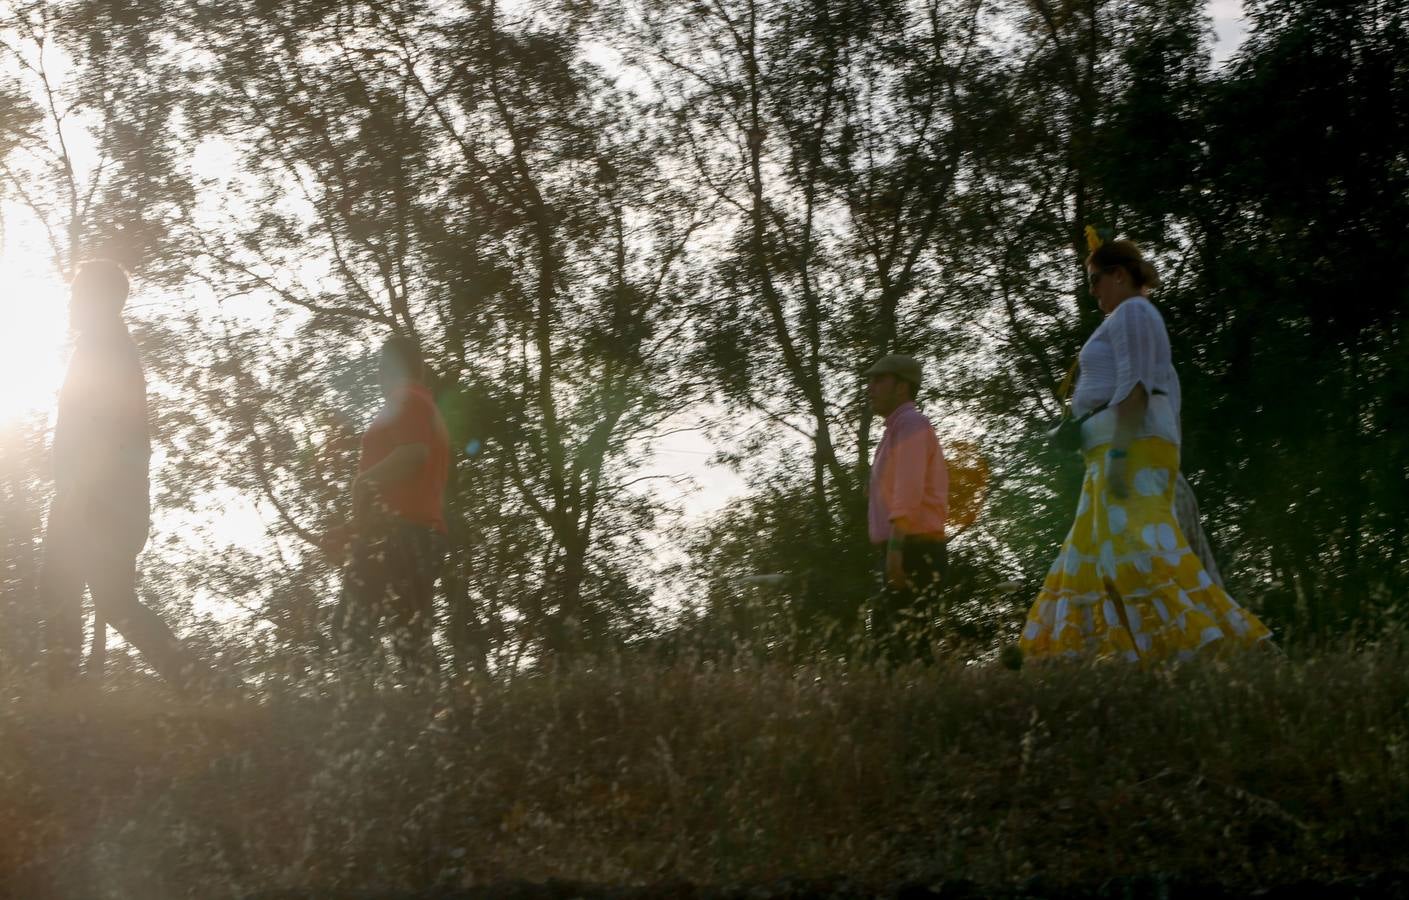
[868,401,948,544]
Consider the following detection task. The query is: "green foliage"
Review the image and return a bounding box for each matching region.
[1120,0,1409,635]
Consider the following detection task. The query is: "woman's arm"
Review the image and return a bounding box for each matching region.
[1108,384,1147,498]
[1105,300,1166,498]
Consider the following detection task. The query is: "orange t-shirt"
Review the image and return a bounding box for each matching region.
[359,383,450,533]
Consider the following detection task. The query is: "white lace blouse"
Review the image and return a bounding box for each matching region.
[1072,296,1183,447]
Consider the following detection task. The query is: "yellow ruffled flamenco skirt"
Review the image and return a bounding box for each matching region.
[1020,437,1271,662]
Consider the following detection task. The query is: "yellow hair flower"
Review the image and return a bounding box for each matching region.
[1084,225,1104,254]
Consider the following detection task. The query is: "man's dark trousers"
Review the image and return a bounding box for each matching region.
[333,519,447,678]
[871,536,948,664]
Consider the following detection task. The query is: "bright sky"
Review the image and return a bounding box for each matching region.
[0,218,68,422]
[1209,0,1248,65]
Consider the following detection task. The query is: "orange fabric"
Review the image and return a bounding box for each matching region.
[359,383,450,533]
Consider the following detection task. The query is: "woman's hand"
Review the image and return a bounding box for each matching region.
[1108,382,1145,500]
[1108,455,1129,499]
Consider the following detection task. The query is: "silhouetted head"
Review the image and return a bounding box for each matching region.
[865,353,922,418]
[69,260,131,333]
[378,335,424,397]
[1086,239,1160,315]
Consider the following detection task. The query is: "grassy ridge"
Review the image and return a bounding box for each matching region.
[1,641,1406,898]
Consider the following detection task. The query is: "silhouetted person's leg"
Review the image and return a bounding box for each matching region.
[88,515,212,691]
[44,500,209,691]
[89,556,202,688]
[388,586,435,681]
[387,525,444,681]
[40,501,88,687]
[333,535,389,661]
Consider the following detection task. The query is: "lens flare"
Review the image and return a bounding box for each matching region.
[0,212,69,424]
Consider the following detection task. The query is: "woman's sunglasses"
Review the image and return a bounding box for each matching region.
[1087,266,1116,289]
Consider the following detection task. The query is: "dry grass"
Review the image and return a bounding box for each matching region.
[1,639,1407,898]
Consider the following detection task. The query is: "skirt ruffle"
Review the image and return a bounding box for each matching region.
[1020,437,1271,662]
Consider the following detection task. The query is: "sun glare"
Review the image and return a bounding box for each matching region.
[0,207,71,427]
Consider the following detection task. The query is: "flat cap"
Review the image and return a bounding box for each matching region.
[863,353,922,385]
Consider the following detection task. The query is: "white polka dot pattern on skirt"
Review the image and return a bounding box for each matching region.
[1098,541,1117,579]
[1107,504,1127,534]
[1157,523,1178,550]
[1133,467,1171,497]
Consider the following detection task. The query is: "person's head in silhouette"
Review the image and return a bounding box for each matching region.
[69,260,131,334]
[378,335,424,398]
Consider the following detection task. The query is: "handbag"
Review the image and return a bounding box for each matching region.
[1045,360,1168,454]
[1045,359,1106,454]
[1047,407,1106,454]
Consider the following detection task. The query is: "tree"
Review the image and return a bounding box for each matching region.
[1160,0,1409,635]
[619,0,1016,644]
[179,0,710,669]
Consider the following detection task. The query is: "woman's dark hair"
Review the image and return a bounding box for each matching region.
[380,335,425,382]
[1086,239,1160,290]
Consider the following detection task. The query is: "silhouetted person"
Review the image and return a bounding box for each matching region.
[42,260,211,690]
[331,336,450,678]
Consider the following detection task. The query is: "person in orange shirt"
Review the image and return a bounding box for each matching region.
[865,353,949,663]
[331,336,451,678]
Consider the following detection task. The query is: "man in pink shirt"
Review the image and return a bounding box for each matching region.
[865,353,949,662]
